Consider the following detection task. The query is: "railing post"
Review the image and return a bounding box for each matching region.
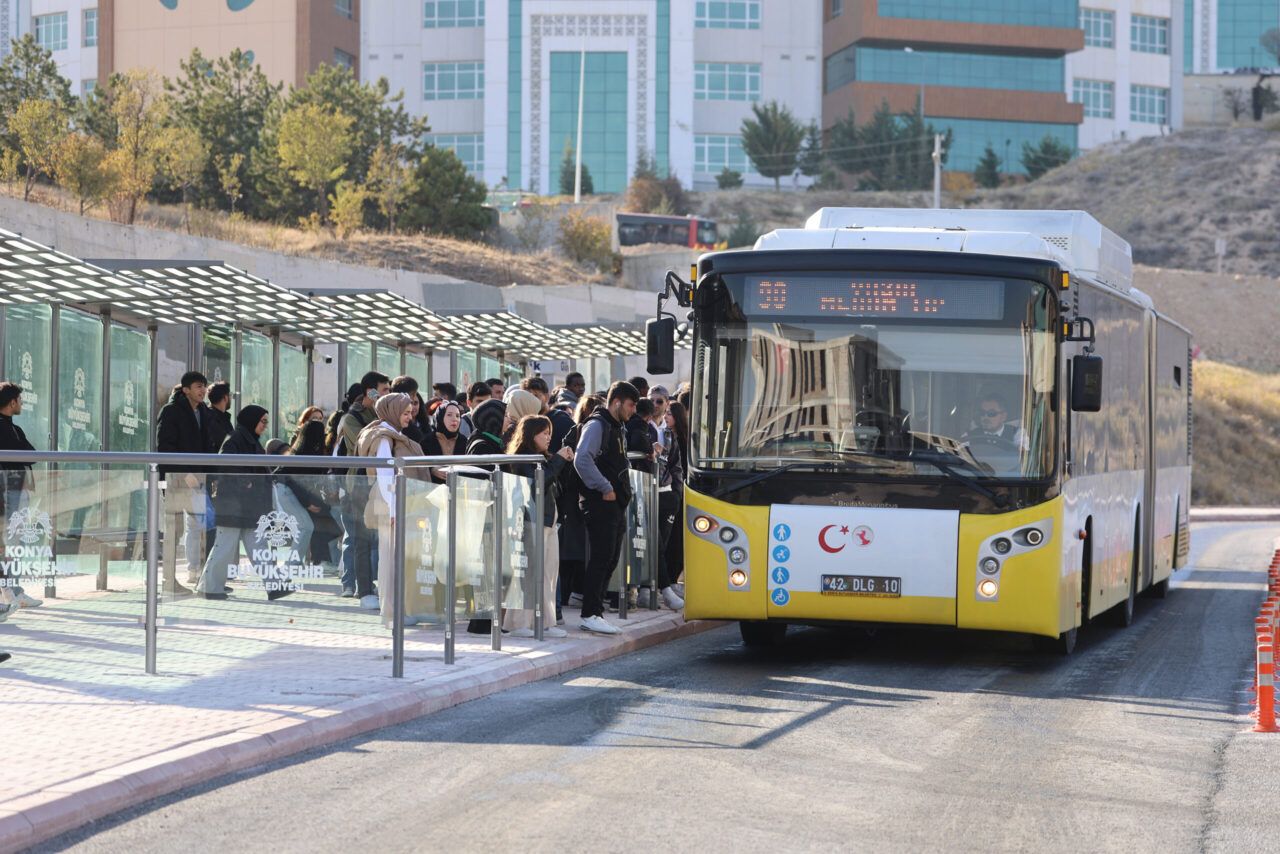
[533,461,545,640]
[392,461,407,678]
[650,468,660,610]
[445,468,458,665]
[619,473,631,621]
[145,463,159,675]
[491,466,504,651]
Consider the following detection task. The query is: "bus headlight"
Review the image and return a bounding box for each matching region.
[978,579,999,598]
[693,515,715,534]
[729,569,748,587]
[992,537,1011,555]
[1023,528,1044,546]
[728,547,747,564]
[980,557,1000,575]
[719,527,738,543]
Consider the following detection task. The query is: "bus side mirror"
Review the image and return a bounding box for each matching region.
[647,315,676,375]
[1071,355,1103,412]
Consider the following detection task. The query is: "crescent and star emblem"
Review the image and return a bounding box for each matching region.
[818,524,849,554]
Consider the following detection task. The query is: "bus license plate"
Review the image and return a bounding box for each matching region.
[820,574,901,598]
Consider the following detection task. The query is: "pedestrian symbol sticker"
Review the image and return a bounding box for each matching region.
[772,545,790,563]
[771,588,790,606]
[773,523,791,542]
[771,567,790,585]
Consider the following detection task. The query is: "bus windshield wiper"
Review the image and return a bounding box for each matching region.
[896,449,1009,507]
[706,454,897,499]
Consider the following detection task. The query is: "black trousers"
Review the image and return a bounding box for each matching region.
[580,498,626,619]
[656,490,681,590]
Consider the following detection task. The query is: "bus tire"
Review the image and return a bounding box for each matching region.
[1149,503,1177,600]
[1106,517,1140,628]
[1035,626,1077,655]
[740,620,787,648]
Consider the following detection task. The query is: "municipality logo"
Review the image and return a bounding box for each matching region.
[6,507,53,547]
[254,510,301,549]
[74,367,86,399]
[21,351,32,382]
[124,379,135,408]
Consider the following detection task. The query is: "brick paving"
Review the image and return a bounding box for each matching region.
[0,571,711,853]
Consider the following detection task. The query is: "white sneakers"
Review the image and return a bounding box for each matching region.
[13,592,43,608]
[358,595,380,610]
[660,586,685,610]
[579,615,620,635]
[0,601,17,623]
[509,628,535,638]
[509,626,568,639]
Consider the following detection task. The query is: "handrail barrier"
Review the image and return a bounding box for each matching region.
[0,449,567,677]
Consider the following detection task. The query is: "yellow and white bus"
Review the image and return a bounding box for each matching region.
[650,208,1192,653]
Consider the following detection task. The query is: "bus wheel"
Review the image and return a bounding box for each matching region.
[1035,626,1077,655]
[1107,557,1138,627]
[740,621,787,648]
[1149,577,1170,599]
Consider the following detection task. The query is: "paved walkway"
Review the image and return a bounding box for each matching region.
[0,571,712,853]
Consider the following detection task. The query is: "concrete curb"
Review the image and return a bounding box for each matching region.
[0,614,725,854]
[1191,508,1280,523]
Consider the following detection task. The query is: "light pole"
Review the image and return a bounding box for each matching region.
[903,46,925,118]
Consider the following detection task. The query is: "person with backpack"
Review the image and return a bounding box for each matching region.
[336,372,388,603]
[557,394,602,611]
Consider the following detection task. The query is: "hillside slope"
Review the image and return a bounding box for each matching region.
[1192,360,1280,505]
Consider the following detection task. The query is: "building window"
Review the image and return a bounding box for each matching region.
[831,0,842,17]
[695,1,760,30]
[83,9,97,47]
[1131,15,1169,55]
[879,1,1074,29]
[430,134,483,175]
[1130,85,1168,124]
[843,47,1064,94]
[1080,8,1113,48]
[82,79,96,96]
[695,134,757,175]
[423,61,484,100]
[334,48,355,71]
[34,13,68,52]
[424,0,485,28]
[335,0,353,19]
[694,62,760,101]
[1072,79,1114,119]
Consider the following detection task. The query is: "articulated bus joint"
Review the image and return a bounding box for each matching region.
[975,518,1054,602]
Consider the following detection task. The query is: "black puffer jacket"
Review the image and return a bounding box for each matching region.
[211,407,272,530]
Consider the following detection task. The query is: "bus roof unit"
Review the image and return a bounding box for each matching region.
[755,208,1132,293]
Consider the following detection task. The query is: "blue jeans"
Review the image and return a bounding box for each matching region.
[273,484,315,567]
[338,509,377,596]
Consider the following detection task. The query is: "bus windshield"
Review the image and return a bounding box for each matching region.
[693,271,1057,480]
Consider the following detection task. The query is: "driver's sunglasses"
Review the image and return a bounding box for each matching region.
[980,409,1003,417]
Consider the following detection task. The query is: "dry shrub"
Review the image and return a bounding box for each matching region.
[1191,360,1280,504]
[624,174,691,215]
[555,209,613,271]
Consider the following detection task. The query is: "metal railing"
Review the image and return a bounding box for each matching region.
[0,449,561,676]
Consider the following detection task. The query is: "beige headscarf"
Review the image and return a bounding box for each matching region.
[505,389,542,423]
[374,392,412,429]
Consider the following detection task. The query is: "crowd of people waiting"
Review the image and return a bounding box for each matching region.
[0,367,691,662]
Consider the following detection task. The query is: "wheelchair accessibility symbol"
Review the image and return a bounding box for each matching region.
[772,545,791,562]
[771,588,790,606]
[771,567,790,585]
[773,524,791,542]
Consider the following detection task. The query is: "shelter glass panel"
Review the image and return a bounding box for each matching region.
[278,344,309,442]
[56,309,105,554]
[106,324,151,533]
[3,303,53,449]
[376,344,400,375]
[348,341,374,388]
[202,325,233,386]
[239,332,274,417]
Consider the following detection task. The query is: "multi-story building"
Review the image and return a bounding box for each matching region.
[362,0,822,193]
[0,0,100,96]
[1067,2,1183,148]
[1185,0,1279,72]
[821,1,1085,173]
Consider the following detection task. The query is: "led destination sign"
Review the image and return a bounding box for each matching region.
[749,274,1005,320]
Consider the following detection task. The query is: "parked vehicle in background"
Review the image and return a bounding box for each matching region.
[617,212,718,250]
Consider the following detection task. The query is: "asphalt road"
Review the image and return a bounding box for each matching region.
[29,522,1278,853]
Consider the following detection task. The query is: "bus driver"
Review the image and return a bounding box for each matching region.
[962,392,1029,473]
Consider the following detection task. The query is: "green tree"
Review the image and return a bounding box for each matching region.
[0,147,20,194]
[215,152,246,214]
[160,125,210,231]
[276,103,355,224]
[166,48,283,211]
[400,143,490,238]
[0,35,73,149]
[974,144,1001,188]
[827,99,950,191]
[559,138,594,196]
[106,70,169,224]
[797,120,824,179]
[11,98,67,201]
[54,132,114,215]
[632,145,659,181]
[740,100,804,190]
[366,142,412,232]
[329,179,370,238]
[715,167,743,189]
[826,108,861,176]
[1020,134,1075,180]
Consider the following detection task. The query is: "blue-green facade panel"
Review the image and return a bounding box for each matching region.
[1183,0,1194,71]
[549,51,628,193]
[852,46,1065,93]
[928,116,1077,173]
[508,0,522,189]
[657,0,670,176]
[878,0,1078,29]
[1217,0,1279,69]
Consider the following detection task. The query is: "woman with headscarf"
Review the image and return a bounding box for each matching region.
[502,389,543,443]
[355,393,426,621]
[465,398,508,456]
[198,405,291,600]
[420,399,463,482]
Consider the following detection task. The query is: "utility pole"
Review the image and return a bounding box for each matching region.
[574,37,586,203]
[931,133,942,209]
